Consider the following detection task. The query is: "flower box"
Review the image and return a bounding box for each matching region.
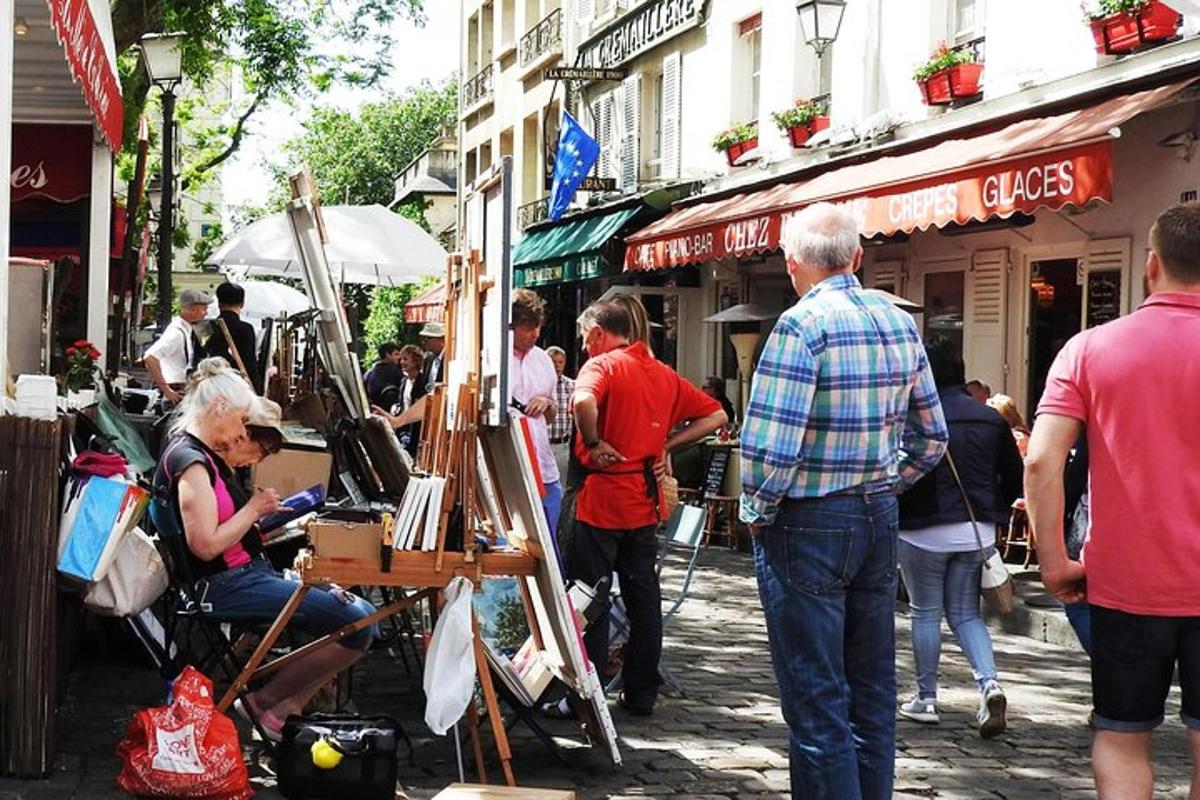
[725,137,759,166]
[1090,1,1181,54]
[785,116,831,148]
[713,122,759,167]
[918,62,984,106]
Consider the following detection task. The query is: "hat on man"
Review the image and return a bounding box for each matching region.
[179,288,212,307]
[419,321,446,338]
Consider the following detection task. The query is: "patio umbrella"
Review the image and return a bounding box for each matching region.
[207,279,311,330]
[207,204,447,286]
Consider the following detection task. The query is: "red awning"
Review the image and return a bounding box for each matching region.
[11,124,93,203]
[625,81,1190,271]
[404,282,446,324]
[45,0,123,151]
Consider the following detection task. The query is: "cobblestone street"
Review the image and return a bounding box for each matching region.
[0,548,1192,799]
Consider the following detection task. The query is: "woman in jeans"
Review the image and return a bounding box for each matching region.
[897,338,1024,738]
[152,359,377,741]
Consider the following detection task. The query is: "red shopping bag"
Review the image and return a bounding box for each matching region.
[116,666,253,799]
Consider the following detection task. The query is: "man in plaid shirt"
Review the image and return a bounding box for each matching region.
[546,345,575,481]
[741,203,947,800]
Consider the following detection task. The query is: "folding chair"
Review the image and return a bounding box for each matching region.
[606,503,707,696]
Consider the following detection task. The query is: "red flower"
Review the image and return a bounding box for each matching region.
[66,347,78,357]
[88,348,101,359]
[72,339,89,348]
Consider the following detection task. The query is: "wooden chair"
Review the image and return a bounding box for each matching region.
[703,495,741,550]
[1003,498,1037,568]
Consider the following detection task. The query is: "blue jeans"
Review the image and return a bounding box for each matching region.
[897,540,998,699]
[542,481,563,538]
[201,559,379,650]
[754,489,899,800]
[1064,601,1092,657]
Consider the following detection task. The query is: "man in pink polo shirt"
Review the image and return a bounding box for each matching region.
[1026,203,1200,798]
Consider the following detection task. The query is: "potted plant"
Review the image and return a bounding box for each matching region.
[1083,0,1181,55]
[711,122,759,167]
[913,42,984,106]
[772,99,831,148]
[63,339,100,407]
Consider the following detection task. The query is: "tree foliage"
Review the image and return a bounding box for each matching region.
[111,0,426,184]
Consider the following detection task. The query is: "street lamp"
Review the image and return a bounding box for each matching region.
[795,0,847,55]
[140,32,184,332]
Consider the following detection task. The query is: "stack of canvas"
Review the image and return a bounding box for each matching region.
[391,475,447,551]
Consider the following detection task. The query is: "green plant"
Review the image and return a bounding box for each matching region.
[64,339,101,392]
[1081,0,1154,21]
[711,121,758,152]
[772,98,827,131]
[913,42,976,82]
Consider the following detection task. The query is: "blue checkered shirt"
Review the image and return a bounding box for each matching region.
[740,273,948,526]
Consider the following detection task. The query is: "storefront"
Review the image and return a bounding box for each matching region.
[512,202,714,380]
[626,79,1195,415]
[2,0,124,383]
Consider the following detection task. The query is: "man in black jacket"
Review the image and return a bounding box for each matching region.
[205,282,261,393]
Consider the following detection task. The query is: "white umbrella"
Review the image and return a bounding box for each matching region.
[207,204,447,286]
[207,279,312,337]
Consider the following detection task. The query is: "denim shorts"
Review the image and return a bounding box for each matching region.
[1091,604,1200,732]
[200,559,379,650]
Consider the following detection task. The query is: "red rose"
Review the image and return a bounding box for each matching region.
[72,339,88,348]
[88,348,101,359]
[66,347,78,357]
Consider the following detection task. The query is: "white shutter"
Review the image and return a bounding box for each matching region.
[577,0,594,24]
[1082,236,1131,326]
[868,259,904,294]
[965,248,1009,393]
[621,74,641,192]
[594,93,614,180]
[660,51,681,180]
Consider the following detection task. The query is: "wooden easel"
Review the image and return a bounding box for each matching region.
[218,246,526,786]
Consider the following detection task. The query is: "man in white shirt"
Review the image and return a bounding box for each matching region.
[545,345,575,482]
[144,288,211,404]
[509,289,561,535]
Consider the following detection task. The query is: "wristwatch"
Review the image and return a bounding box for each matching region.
[585,438,601,449]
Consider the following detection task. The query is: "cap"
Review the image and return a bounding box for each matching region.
[179,288,212,307]
[419,321,446,338]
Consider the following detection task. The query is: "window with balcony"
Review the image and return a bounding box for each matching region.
[520,7,563,68]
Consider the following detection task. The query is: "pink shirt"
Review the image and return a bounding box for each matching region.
[1038,292,1200,616]
[510,344,560,484]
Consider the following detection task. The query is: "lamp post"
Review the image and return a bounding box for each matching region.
[140,32,184,332]
[795,0,847,55]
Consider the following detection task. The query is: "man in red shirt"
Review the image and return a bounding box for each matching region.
[569,300,727,715]
[1027,203,1200,798]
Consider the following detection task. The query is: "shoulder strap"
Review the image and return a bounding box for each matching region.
[943,449,988,556]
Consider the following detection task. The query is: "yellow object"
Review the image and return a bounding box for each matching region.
[310,738,343,770]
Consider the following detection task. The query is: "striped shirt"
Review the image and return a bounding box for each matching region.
[740,272,948,526]
[549,373,575,443]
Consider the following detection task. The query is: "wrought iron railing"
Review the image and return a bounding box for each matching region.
[518,198,548,230]
[463,63,494,109]
[520,8,563,67]
[955,35,986,64]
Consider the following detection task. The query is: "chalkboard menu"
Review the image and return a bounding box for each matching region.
[1086,271,1122,329]
[703,447,732,499]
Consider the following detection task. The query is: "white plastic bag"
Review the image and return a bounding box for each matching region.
[84,527,168,617]
[423,576,477,735]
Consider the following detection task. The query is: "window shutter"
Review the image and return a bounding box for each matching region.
[868,260,904,294]
[660,51,681,180]
[596,93,614,180]
[965,248,1009,393]
[621,74,641,192]
[577,0,594,24]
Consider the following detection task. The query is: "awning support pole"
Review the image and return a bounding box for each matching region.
[0,1,14,388]
[87,142,113,357]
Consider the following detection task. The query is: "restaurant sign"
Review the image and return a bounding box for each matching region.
[46,0,124,151]
[579,0,707,69]
[516,254,608,287]
[10,124,93,203]
[625,141,1113,271]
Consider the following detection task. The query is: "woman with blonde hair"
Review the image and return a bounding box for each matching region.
[152,358,377,742]
[609,293,654,354]
[987,394,1031,457]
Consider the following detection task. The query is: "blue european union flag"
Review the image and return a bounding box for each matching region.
[548,111,600,221]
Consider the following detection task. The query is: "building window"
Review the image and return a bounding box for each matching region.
[953,0,984,43]
[743,15,762,122]
[924,270,966,362]
[650,72,664,175]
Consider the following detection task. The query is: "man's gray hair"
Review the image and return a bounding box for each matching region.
[780,202,861,270]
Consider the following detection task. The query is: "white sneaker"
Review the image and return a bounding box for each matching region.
[978,681,1007,738]
[899,696,940,723]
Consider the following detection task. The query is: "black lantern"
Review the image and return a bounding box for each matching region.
[796,0,847,55]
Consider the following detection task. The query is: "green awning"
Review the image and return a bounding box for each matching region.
[511,207,638,287]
